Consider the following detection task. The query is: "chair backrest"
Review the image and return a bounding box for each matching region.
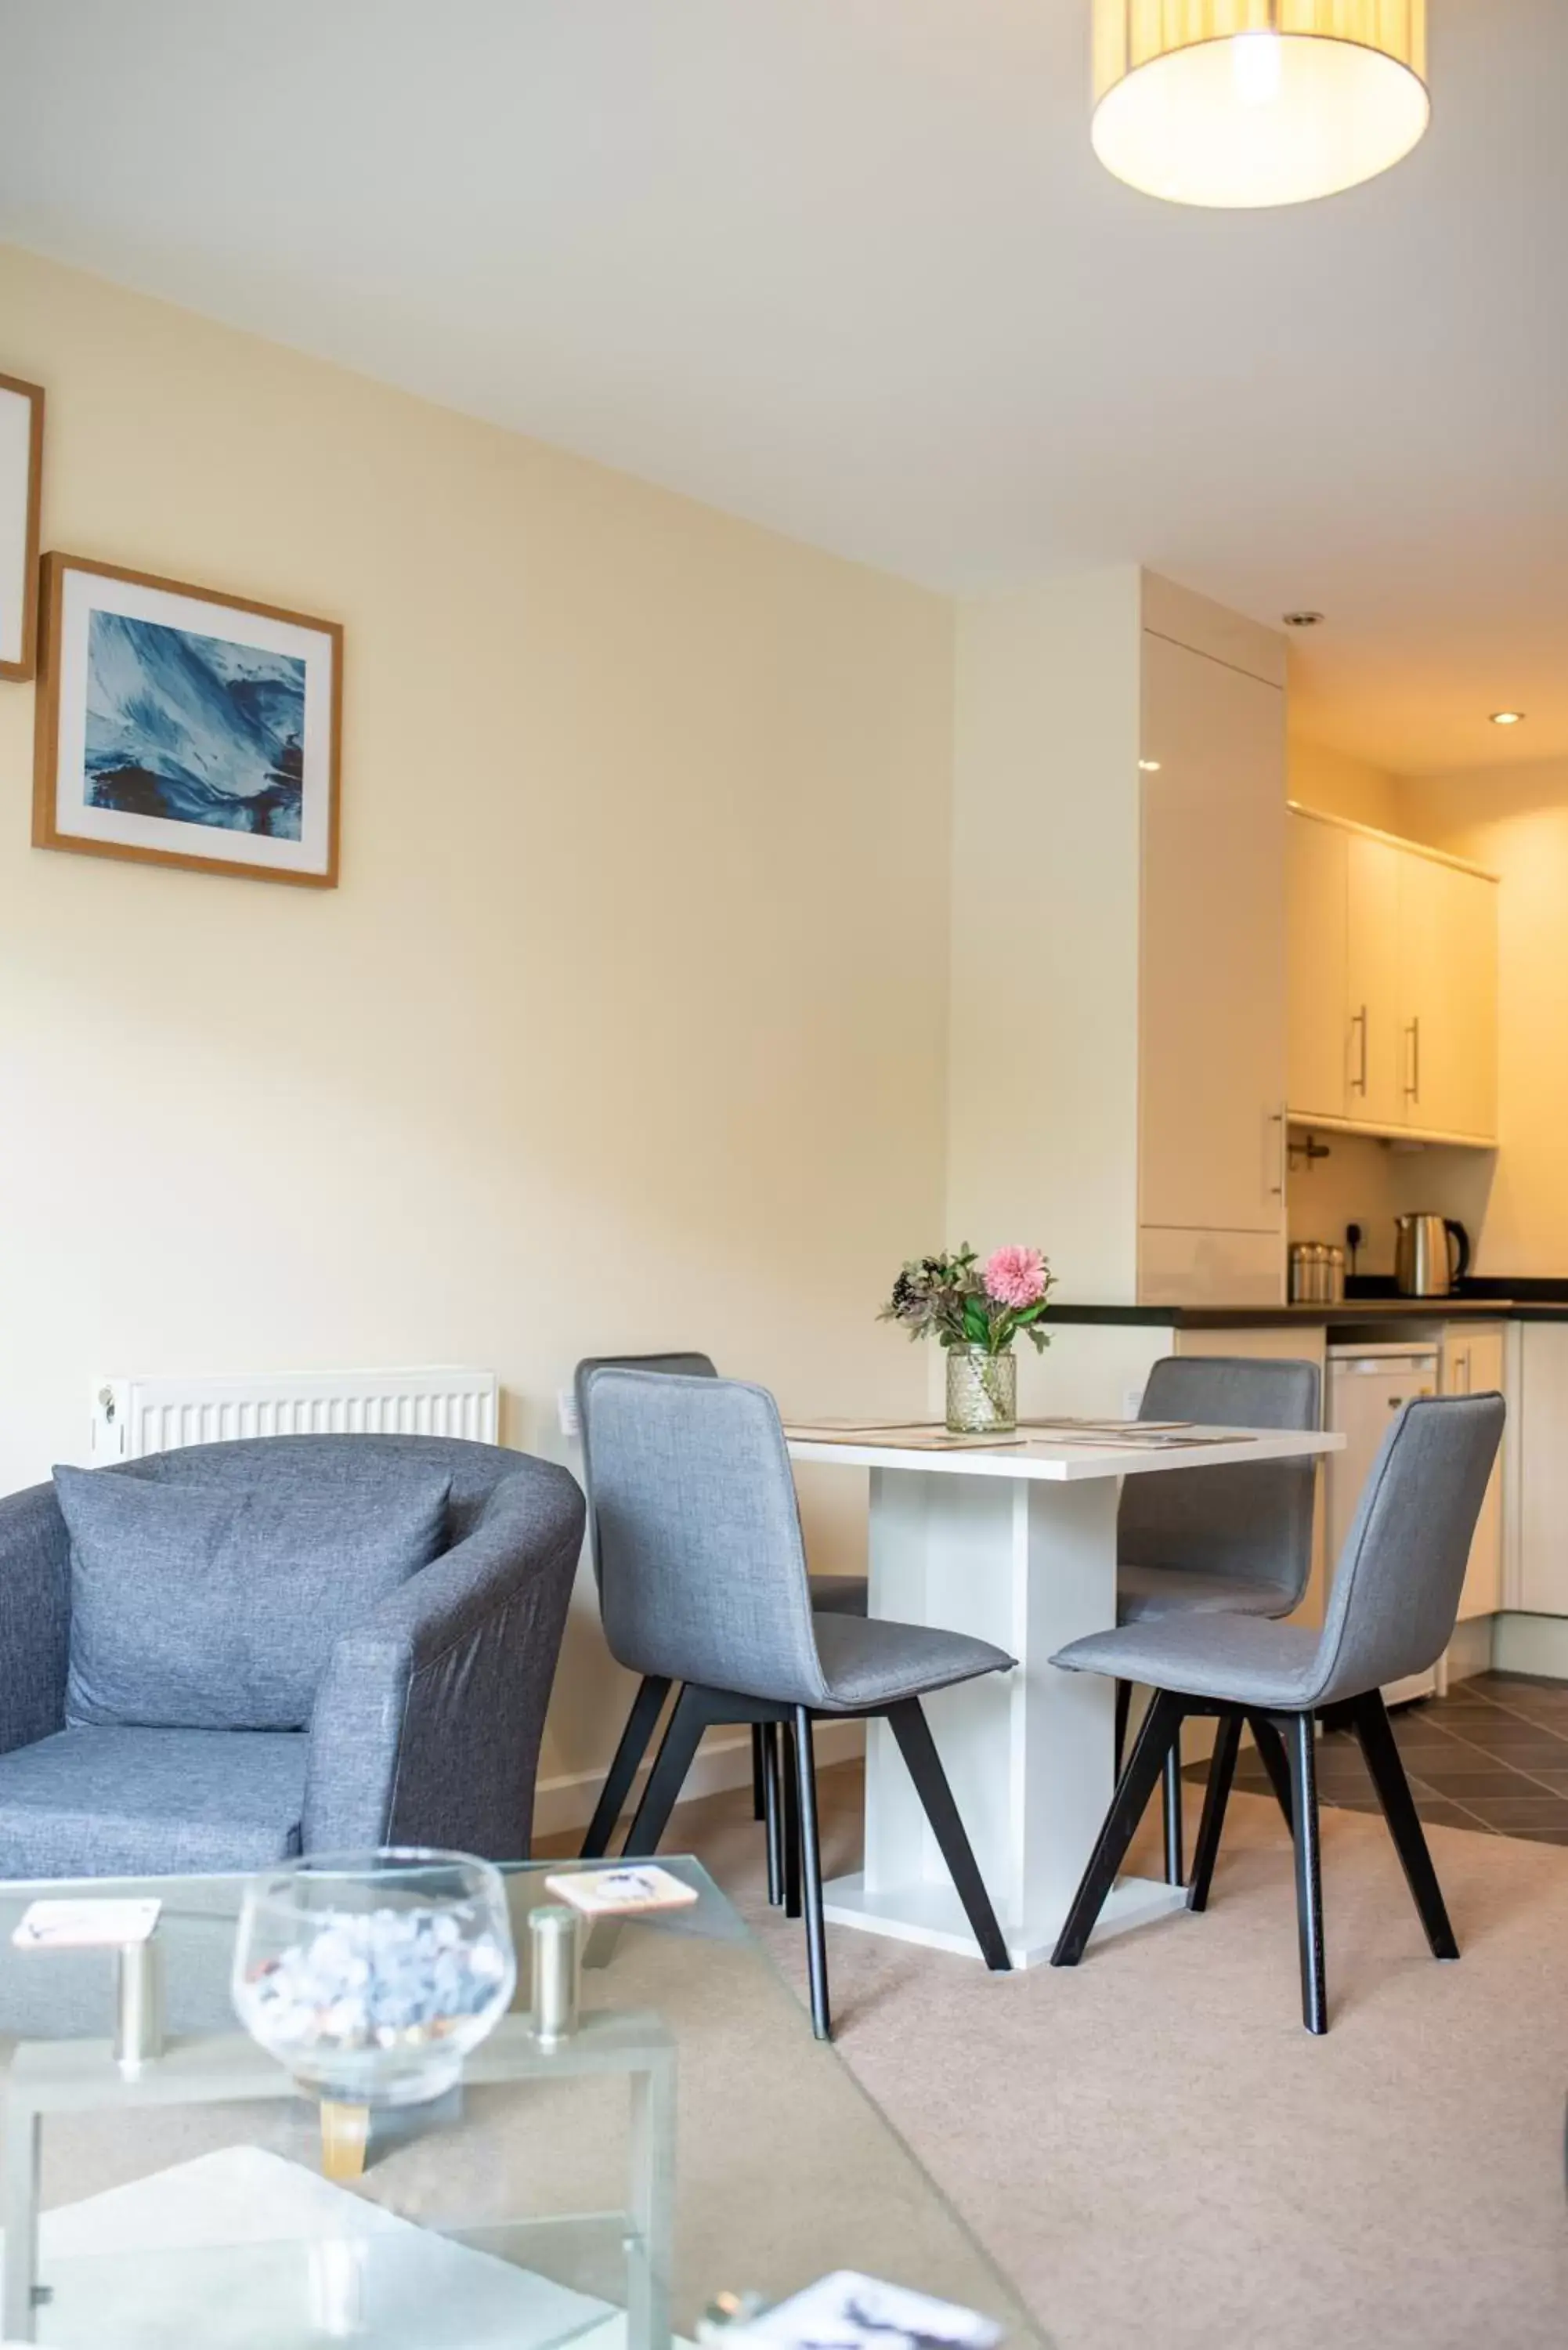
[1311,1390,1505,1706]
[1118,1356,1322,1607]
[573,1352,717,1588]
[582,1368,829,1708]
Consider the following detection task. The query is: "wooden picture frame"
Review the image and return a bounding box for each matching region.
[0,372,45,682]
[33,552,342,888]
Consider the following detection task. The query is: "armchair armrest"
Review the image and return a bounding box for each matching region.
[302,1461,584,1858]
[0,1482,72,1758]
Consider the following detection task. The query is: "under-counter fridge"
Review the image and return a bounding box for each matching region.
[1326,1342,1441,1707]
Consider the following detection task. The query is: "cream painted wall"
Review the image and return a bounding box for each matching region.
[0,244,955,1809]
[1397,760,1568,1275]
[1288,736,1402,830]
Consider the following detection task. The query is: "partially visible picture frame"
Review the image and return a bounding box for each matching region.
[0,372,45,681]
[33,553,342,888]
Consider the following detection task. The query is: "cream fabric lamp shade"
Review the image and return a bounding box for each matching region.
[1091,2,1429,208]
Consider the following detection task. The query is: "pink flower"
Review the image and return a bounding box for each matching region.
[984,1245,1048,1311]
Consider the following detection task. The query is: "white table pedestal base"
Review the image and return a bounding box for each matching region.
[821,1869,1187,1972]
[834,1462,1177,1974]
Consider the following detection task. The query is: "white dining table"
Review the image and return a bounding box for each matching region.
[782,1417,1344,1969]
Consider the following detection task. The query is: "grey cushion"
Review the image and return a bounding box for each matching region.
[811,1573,869,1618]
[124,1434,509,1543]
[1117,1565,1292,1625]
[0,1727,307,1878]
[812,1612,1013,1713]
[55,1463,452,1733]
[1054,1613,1324,1709]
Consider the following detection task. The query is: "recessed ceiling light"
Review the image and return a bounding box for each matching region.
[1283,611,1324,628]
[1138,758,1162,772]
[1490,710,1525,726]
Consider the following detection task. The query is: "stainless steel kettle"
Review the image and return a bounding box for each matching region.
[1393,1214,1471,1297]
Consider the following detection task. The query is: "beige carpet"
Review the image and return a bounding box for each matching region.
[547,1762,1568,2350]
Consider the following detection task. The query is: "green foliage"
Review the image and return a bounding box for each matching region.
[878,1243,1056,1358]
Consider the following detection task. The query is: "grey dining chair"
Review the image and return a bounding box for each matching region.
[1115,1356,1321,1887]
[1051,1391,1505,2033]
[575,1352,867,1868]
[586,1368,1015,2037]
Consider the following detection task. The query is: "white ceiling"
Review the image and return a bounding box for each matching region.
[1,0,1563,774]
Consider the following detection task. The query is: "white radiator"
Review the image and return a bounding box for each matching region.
[90,1367,500,1461]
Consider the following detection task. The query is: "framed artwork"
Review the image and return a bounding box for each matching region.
[33,553,342,887]
[0,372,45,681]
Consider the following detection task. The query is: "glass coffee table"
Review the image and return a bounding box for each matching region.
[0,1859,1046,2350]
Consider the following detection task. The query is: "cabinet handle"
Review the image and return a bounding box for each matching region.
[1349,1003,1368,1095]
[1404,1016,1421,1102]
[1268,1105,1286,1199]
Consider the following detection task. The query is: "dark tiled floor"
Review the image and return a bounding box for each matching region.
[1192,1670,1568,1843]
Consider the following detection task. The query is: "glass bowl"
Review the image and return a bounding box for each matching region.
[231,1848,516,2106]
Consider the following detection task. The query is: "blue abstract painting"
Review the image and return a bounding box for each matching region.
[84,611,306,840]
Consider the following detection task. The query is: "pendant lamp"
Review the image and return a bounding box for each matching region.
[1092,2,1430,208]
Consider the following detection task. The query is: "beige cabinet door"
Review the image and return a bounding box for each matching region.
[1345,830,1405,1129]
[1400,859,1498,1141]
[1286,810,1349,1121]
[1519,1325,1568,1615]
[1139,631,1286,1238]
[1443,1323,1505,1618]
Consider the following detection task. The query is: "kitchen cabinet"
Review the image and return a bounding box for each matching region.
[1440,1322,1505,1619]
[1140,630,1286,1246]
[949,567,1290,1311]
[1346,831,1406,1129]
[1286,804,1498,1145]
[1400,852,1498,1142]
[1286,807,1348,1123]
[1515,1325,1568,1617]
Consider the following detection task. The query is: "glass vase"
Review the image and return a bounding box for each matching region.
[232,1848,516,2108]
[945,1346,1017,1437]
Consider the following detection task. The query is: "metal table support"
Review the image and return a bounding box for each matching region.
[2,2008,676,2348]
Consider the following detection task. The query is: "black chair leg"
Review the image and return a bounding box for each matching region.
[782,1719,802,1920]
[1053,1690,1185,1968]
[885,1700,1011,1970]
[1247,1711,1296,1835]
[1187,1712,1241,1914]
[1284,1709,1328,2034]
[751,1723,767,1821]
[1162,1730,1185,1886]
[580,1674,671,1859]
[762,1722,786,1906]
[620,1685,709,1858]
[793,1707,833,2039]
[1114,1678,1132,1779]
[1351,1690,1459,1960]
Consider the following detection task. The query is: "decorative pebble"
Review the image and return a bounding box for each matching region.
[241,1904,510,2056]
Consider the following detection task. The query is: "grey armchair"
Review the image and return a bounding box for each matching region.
[0,1435,583,1878]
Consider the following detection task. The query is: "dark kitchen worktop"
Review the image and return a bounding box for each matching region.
[1049,1279,1568,1330]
